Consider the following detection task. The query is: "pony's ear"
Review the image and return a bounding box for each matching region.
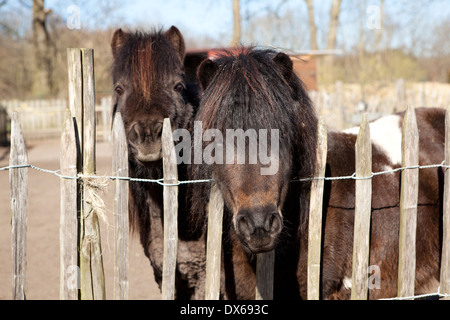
[165,26,186,60]
[197,59,218,90]
[111,28,129,57]
[273,52,293,81]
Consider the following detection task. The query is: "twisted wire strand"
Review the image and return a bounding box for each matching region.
[1,161,448,186]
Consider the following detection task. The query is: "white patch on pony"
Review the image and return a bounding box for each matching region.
[343,126,359,135]
[344,115,402,166]
[343,277,352,290]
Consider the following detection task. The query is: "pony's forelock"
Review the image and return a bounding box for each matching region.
[112,30,184,102]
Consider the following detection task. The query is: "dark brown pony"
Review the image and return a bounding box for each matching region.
[191,48,444,299]
[110,26,205,299]
[190,48,317,299]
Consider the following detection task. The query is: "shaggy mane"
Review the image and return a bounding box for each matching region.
[188,48,318,232]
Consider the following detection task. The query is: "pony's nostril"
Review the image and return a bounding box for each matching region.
[266,212,282,234]
[236,214,254,238]
[153,122,163,140]
[266,213,275,231]
[129,122,143,144]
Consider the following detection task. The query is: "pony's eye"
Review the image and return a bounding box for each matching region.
[174,83,184,93]
[115,86,124,96]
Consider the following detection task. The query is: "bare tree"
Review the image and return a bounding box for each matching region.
[231,0,241,46]
[376,0,385,52]
[304,0,342,52]
[321,0,342,73]
[326,0,342,51]
[31,0,55,97]
[304,0,318,50]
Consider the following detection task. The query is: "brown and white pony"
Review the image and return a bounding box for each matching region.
[190,47,444,299]
[298,108,444,299]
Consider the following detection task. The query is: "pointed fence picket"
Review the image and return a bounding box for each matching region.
[397,106,419,298]
[351,114,373,300]
[59,109,79,300]
[307,116,327,300]
[440,106,450,300]
[9,112,28,300]
[112,112,129,300]
[204,179,224,300]
[161,118,179,300]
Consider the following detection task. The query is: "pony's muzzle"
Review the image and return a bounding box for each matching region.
[235,208,282,253]
[128,121,163,162]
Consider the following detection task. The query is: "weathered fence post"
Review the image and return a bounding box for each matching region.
[440,106,450,300]
[307,116,327,300]
[351,113,372,300]
[161,118,178,300]
[9,112,28,300]
[397,105,419,299]
[205,178,224,300]
[67,48,105,300]
[59,109,79,300]
[79,48,105,300]
[112,112,129,300]
[255,251,275,300]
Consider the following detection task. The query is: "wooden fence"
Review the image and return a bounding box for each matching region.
[307,106,450,300]
[5,47,450,300]
[310,79,450,130]
[0,96,111,141]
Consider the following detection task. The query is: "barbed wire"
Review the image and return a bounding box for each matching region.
[1,161,448,186]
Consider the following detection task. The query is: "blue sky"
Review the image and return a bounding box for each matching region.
[45,0,236,39]
[119,0,232,35]
[5,0,450,52]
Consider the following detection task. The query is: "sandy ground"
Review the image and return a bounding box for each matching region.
[0,138,161,300]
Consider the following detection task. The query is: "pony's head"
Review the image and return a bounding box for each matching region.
[111,26,193,165]
[192,49,317,253]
